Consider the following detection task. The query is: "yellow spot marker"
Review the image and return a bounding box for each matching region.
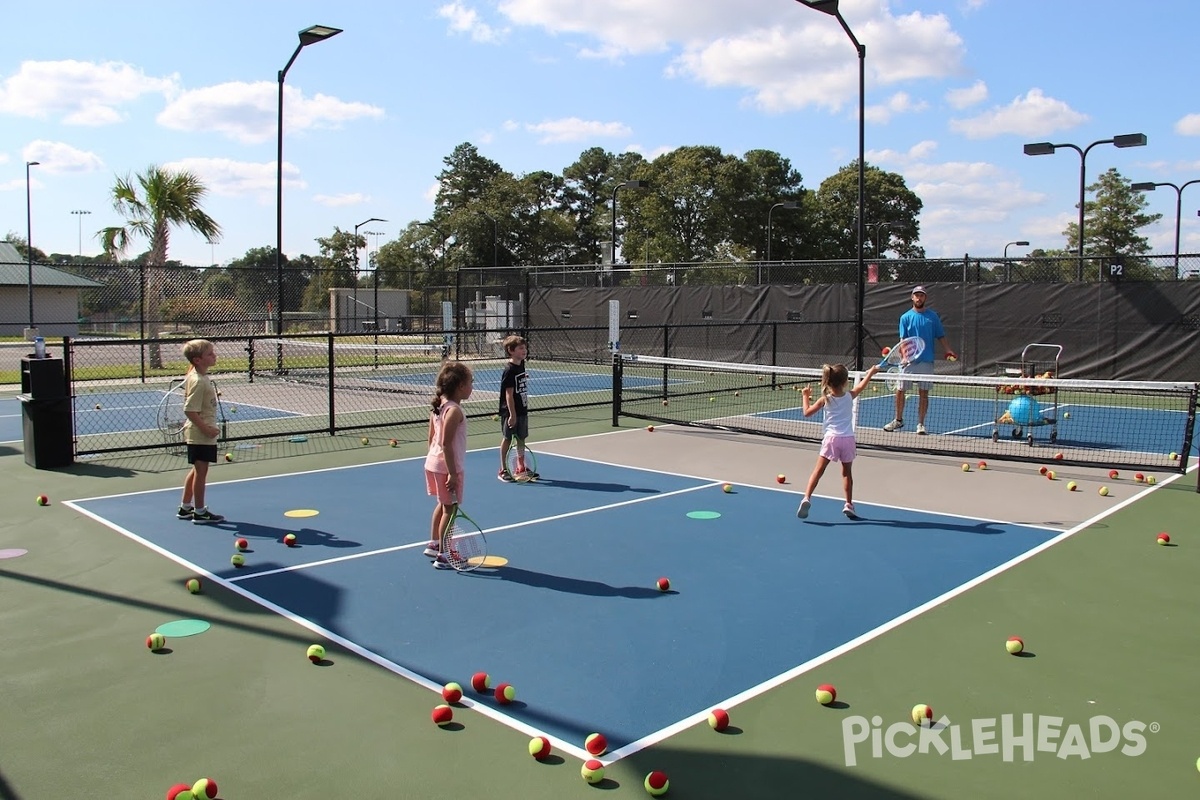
[471,555,508,568]
[284,509,320,519]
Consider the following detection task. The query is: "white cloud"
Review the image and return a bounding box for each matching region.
[1175,114,1200,136]
[22,140,105,174]
[313,193,369,208]
[0,153,11,165]
[522,117,632,144]
[865,92,929,124]
[0,60,179,125]
[945,79,987,109]
[868,140,939,164]
[438,2,508,43]
[161,157,301,199]
[157,82,384,145]
[625,144,674,161]
[423,182,441,204]
[949,88,1088,139]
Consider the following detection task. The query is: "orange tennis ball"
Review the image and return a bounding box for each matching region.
[1157,532,1171,545]
[585,732,608,756]
[441,682,463,703]
[1046,470,1056,480]
[656,576,671,592]
[816,684,837,705]
[644,770,670,796]
[495,683,516,704]
[881,347,891,356]
[432,704,454,727]
[708,708,730,731]
[529,736,552,760]
[192,777,219,799]
[471,671,490,693]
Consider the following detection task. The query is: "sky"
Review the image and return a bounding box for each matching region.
[1,0,1198,269]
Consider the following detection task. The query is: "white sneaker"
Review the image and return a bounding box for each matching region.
[916,423,927,435]
[883,419,904,432]
[843,502,857,519]
[796,499,811,519]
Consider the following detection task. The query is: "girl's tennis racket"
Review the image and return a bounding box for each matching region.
[441,496,488,572]
[505,437,539,483]
[878,336,926,368]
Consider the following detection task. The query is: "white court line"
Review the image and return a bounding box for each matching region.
[225,480,721,583]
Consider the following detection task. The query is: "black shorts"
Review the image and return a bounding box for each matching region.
[187,444,218,464]
[501,414,529,441]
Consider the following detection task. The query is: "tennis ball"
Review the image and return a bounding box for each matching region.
[94,403,101,410]
[708,708,730,731]
[1006,636,1024,654]
[645,771,670,796]
[656,576,671,592]
[283,533,297,547]
[306,644,325,663]
[722,483,733,493]
[1067,481,1078,491]
[471,671,491,693]
[495,683,516,704]
[529,736,551,760]
[1170,451,1179,460]
[166,785,194,800]
[646,425,655,432]
[192,777,219,799]
[230,406,237,413]
[185,578,201,594]
[776,474,786,484]
[1134,472,1145,483]
[146,633,166,651]
[230,554,244,568]
[946,354,958,362]
[492,414,500,421]
[389,439,398,447]
[1099,486,1109,496]
[1147,476,1157,485]
[1108,469,1119,479]
[442,682,463,703]
[977,461,988,470]
[224,453,233,462]
[1157,532,1171,545]
[709,396,715,402]
[881,346,891,356]
[585,733,608,756]
[816,684,837,705]
[235,538,249,551]
[911,703,934,726]
[36,494,49,506]
[581,760,605,784]
[1063,411,1070,419]
[961,463,970,472]
[734,391,740,397]
[1053,452,1064,460]
[360,437,369,445]
[432,704,454,727]
[1046,470,1056,480]
[1038,466,1048,475]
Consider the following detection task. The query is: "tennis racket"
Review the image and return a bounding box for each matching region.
[884,367,904,393]
[157,378,187,449]
[211,378,228,442]
[878,336,926,368]
[505,437,539,483]
[441,495,488,572]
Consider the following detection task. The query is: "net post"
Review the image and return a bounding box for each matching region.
[326,332,336,436]
[612,351,622,426]
[246,337,255,384]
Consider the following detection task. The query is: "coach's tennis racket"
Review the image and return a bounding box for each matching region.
[878,336,926,369]
[441,495,488,572]
[505,437,539,483]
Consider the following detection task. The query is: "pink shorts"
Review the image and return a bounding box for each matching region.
[819,432,857,463]
[425,470,465,505]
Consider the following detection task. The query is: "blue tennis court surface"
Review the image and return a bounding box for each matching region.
[67,449,1059,759]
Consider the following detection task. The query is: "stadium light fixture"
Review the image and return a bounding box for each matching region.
[1132,179,1200,280]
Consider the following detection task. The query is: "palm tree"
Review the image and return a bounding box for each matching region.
[100,166,221,369]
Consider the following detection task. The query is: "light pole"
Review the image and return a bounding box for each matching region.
[1131,180,1200,280]
[352,217,385,331]
[1003,240,1030,282]
[765,200,801,284]
[1023,133,1147,281]
[25,161,40,336]
[610,180,646,282]
[865,221,895,256]
[793,0,865,370]
[71,209,91,257]
[275,24,342,342]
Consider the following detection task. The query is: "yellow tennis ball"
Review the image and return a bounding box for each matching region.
[230,553,244,567]
[192,777,219,799]
[1099,486,1109,496]
[360,437,369,445]
[911,703,934,726]
[1005,636,1024,654]
[581,759,605,784]
[306,644,326,663]
[816,684,837,705]
[1067,481,1077,491]
[722,483,733,493]
[1170,451,1178,460]
[1062,411,1070,419]
[185,578,201,594]
[1147,476,1157,485]
[961,463,970,472]
[146,632,166,651]
[224,453,233,462]
[644,771,670,796]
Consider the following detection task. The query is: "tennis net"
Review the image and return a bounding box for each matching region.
[614,354,1198,471]
[248,336,451,396]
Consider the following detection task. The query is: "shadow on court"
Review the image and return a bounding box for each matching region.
[482,565,669,599]
[230,522,362,549]
[0,765,22,800]
[526,477,661,494]
[801,515,1007,535]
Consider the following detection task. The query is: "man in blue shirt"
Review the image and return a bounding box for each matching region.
[883,286,957,435]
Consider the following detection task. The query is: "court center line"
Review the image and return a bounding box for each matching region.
[225,480,724,583]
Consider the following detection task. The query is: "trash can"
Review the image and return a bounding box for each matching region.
[19,356,73,469]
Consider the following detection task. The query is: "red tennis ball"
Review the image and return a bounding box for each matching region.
[1157,532,1171,545]
[776,474,786,484]
[471,671,491,693]
[235,538,249,551]
[647,425,655,432]
[1053,452,1064,460]
[644,771,670,796]
[432,704,454,727]
[192,777,219,799]
[36,494,49,506]
[881,347,891,356]
[1038,466,1048,475]
[815,684,837,705]
[441,682,463,703]
[495,683,516,704]
[283,533,297,547]
[1108,469,1119,479]
[708,708,730,731]
[656,576,671,592]
[585,732,608,756]
[1134,472,1145,483]
[166,784,194,800]
[529,735,552,760]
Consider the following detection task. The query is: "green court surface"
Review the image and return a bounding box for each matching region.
[1,405,1198,799]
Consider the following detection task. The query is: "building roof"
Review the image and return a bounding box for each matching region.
[0,242,102,288]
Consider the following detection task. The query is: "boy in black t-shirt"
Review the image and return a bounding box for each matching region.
[498,334,536,481]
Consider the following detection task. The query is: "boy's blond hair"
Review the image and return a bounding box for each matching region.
[502,334,527,356]
[182,339,214,366]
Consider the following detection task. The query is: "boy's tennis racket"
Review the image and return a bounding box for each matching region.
[505,437,538,483]
[211,378,228,442]
[157,379,187,439]
[878,336,926,368]
[441,496,488,572]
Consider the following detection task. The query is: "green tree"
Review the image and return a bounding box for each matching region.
[561,147,619,264]
[302,229,359,313]
[813,163,924,262]
[435,142,506,217]
[732,149,808,261]
[99,166,221,367]
[1065,168,1162,279]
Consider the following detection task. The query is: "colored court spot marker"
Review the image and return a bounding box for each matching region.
[0,548,29,560]
[477,555,508,568]
[155,619,211,638]
[284,509,320,519]
[686,511,722,520]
